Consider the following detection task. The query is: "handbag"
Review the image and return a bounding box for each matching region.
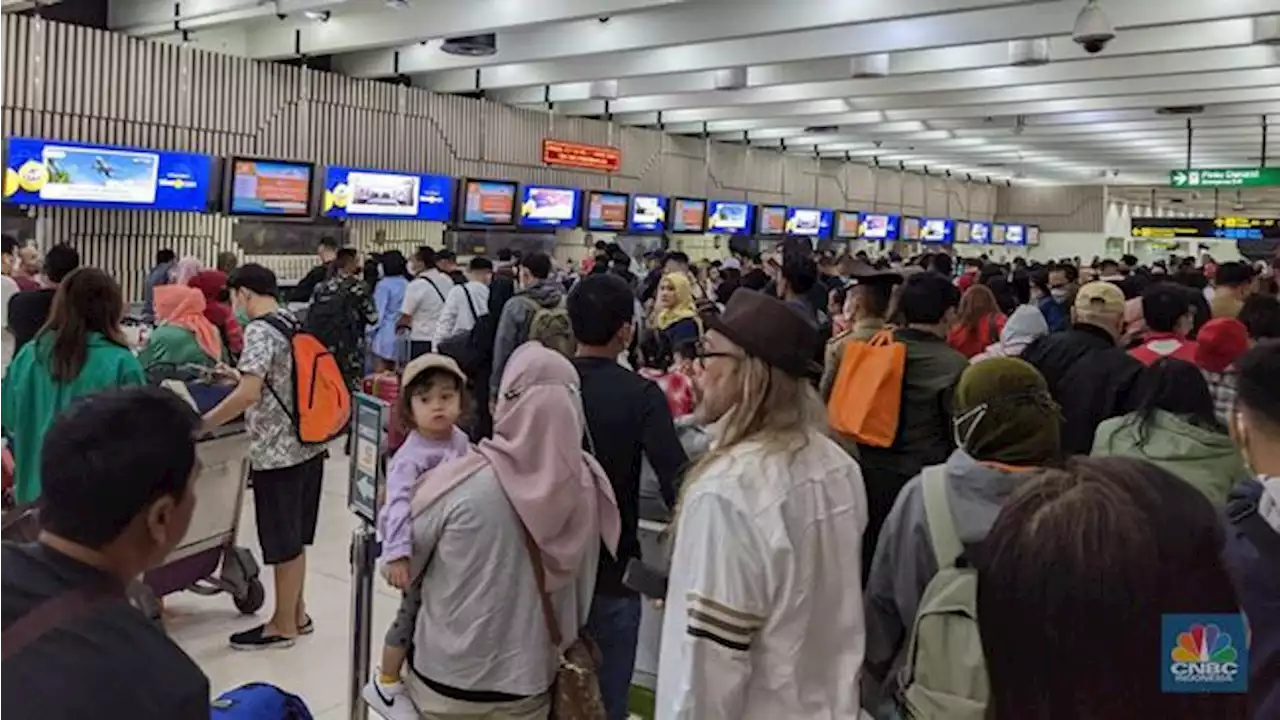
[518,525,606,720]
[827,329,907,447]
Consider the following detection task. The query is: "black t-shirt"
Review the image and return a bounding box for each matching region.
[1,543,210,719]
[7,288,56,352]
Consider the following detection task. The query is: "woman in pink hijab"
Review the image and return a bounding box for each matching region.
[396,342,620,717]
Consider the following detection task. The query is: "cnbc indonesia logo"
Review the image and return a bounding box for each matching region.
[1168,623,1240,688]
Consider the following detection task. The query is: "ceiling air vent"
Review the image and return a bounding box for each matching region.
[1155,105,1205,115]
[441,34,497,57]
[1253,16,1280,45]
[1008,38,1050,67]
[713,68,747,91]
[850,53,890,78]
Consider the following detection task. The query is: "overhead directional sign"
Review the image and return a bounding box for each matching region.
[1131,216,1280,241]
[1169,168,1280,188]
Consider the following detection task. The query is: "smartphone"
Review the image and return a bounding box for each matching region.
[622,558,669,599]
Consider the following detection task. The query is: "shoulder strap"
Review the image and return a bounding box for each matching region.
[921,465,963,571]
[1,583,120,662]
[425,275,447,304]
[251,313,297,424]
[254,312,296,339]
[1228,495,1280,559]
[518,525,564,650]
[461,286,479,324]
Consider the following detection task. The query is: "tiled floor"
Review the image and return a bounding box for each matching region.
[166,447,389,719]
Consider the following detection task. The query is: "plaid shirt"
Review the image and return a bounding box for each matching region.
[1203,367,1239,427]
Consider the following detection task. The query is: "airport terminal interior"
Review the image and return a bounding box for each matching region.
[2,0,1280,718]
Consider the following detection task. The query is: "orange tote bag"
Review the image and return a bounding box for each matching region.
[827,329,907,447]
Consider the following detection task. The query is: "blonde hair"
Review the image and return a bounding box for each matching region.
[672,353,826,524]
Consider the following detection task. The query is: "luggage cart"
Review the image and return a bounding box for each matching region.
[133,424,264,619]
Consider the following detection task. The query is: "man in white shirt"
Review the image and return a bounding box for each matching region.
[434,257,493,343]
[398,246,454,359]
[2,236,20,370]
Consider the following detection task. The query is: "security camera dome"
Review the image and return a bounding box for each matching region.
[1072,0,1115,54]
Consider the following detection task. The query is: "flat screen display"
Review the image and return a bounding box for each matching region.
[228,158,314,216]
[3,137,214,212]
[321,166,452,221]
[757,205,787,236]
[519,185,581,228]
[630,194,667,233]
[585,191,629,232]
[786,207,832,238]
[992,224,1007,245]
[969,221,991,244]
[460,179,518,226]
[901,217,921,241]
[834,211,861,239]
[707,201,753,235]
[860,213,900,240]
[671,197,707,233]
[1005,224,1026,245]
[955,220,971,244]
[921,218,955,244]
[1027,225,1041,246]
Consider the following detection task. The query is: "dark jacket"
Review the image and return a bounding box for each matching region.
[1019,323,1145,456]
[288,263,329,303]
[1222,478,1280,719]
[856,328,969,579]
[1036,295,1069,333]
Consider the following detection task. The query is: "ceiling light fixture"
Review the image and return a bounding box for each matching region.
[384,0,410,8]
[441,33,497,56]
[1008,38,1050,67]
[303,10,330,21]
[850,54,890,79]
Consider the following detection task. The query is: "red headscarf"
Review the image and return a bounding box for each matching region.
[188,270,243,356]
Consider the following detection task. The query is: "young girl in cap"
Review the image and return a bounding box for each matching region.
[364,354,473,720]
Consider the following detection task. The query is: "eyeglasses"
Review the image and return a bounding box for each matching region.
[692,341,742,368]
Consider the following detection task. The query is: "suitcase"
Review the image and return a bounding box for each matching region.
[362,371,408,453]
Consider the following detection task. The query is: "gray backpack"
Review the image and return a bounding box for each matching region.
[525,297,575,359]
[897,465,989,720]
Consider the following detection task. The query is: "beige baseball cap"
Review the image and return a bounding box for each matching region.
[1074,281,1126,315]
[401,353,467,389]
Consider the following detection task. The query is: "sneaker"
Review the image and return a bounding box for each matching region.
[362,678,418,720]
[229,625,296,651]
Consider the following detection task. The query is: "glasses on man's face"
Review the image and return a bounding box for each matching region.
[693,340,740,369]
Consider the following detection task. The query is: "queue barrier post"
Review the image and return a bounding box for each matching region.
[347,393,389,720]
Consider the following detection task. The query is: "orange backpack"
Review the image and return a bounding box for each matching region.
[258,314,351,445]
[827,329,907,448]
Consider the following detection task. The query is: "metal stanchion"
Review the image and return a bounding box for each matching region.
[347,393,389,720]
[348,523,377,720]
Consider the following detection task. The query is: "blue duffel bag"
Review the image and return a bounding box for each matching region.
[211,683,313,719]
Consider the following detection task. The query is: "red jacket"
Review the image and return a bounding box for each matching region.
[1128,332,1199,367]
[948,314,1006,359]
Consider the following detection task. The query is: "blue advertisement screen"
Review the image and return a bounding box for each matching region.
[707,201,754,235]
[321,166,452,222]
[1005,224,1026,245]
[860,213,900,241]
[969,222,991,244]
[630,194,667,233]
[519,185,581,228]
[786,207,833,238]
[3,137,213,212]
[921,218,955,244]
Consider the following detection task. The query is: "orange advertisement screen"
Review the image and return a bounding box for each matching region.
[542,139,622,173]
[835,211,861,239]
[758,206,786,235]
[462,179,517,225]
[586,191,628,231]
[671,198,706,232]
[229,159,313,216]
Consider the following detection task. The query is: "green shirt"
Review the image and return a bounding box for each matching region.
[1,331,145,503]
[137,324,223,371]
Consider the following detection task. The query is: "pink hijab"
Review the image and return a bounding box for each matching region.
[153,284,223,360]
[410,342,620,591]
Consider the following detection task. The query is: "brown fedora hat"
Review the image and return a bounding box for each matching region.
[703,289,821,377]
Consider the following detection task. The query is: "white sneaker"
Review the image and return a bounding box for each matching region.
[361,677,419,720]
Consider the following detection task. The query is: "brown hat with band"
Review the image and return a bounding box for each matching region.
[703,289,822,378]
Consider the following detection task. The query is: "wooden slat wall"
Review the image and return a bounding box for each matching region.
[3,15,1005,301]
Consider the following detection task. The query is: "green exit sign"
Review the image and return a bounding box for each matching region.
[1170,168,1280,188]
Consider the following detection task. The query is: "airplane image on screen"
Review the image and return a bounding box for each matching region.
[92,157,116,179]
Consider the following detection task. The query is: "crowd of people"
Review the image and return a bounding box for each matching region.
[1,230,1278,720]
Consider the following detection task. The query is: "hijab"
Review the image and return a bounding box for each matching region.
[411,342,620,591]
[152,284,222,360]
[169,256,204,287]
[652,271,699,330]
[954,356,1061,466]
[971,305,1047,363]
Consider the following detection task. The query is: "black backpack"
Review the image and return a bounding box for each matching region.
[435,285,486,375]
[303,280,358,350]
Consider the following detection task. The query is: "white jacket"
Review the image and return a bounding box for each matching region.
[657,429,869,719]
